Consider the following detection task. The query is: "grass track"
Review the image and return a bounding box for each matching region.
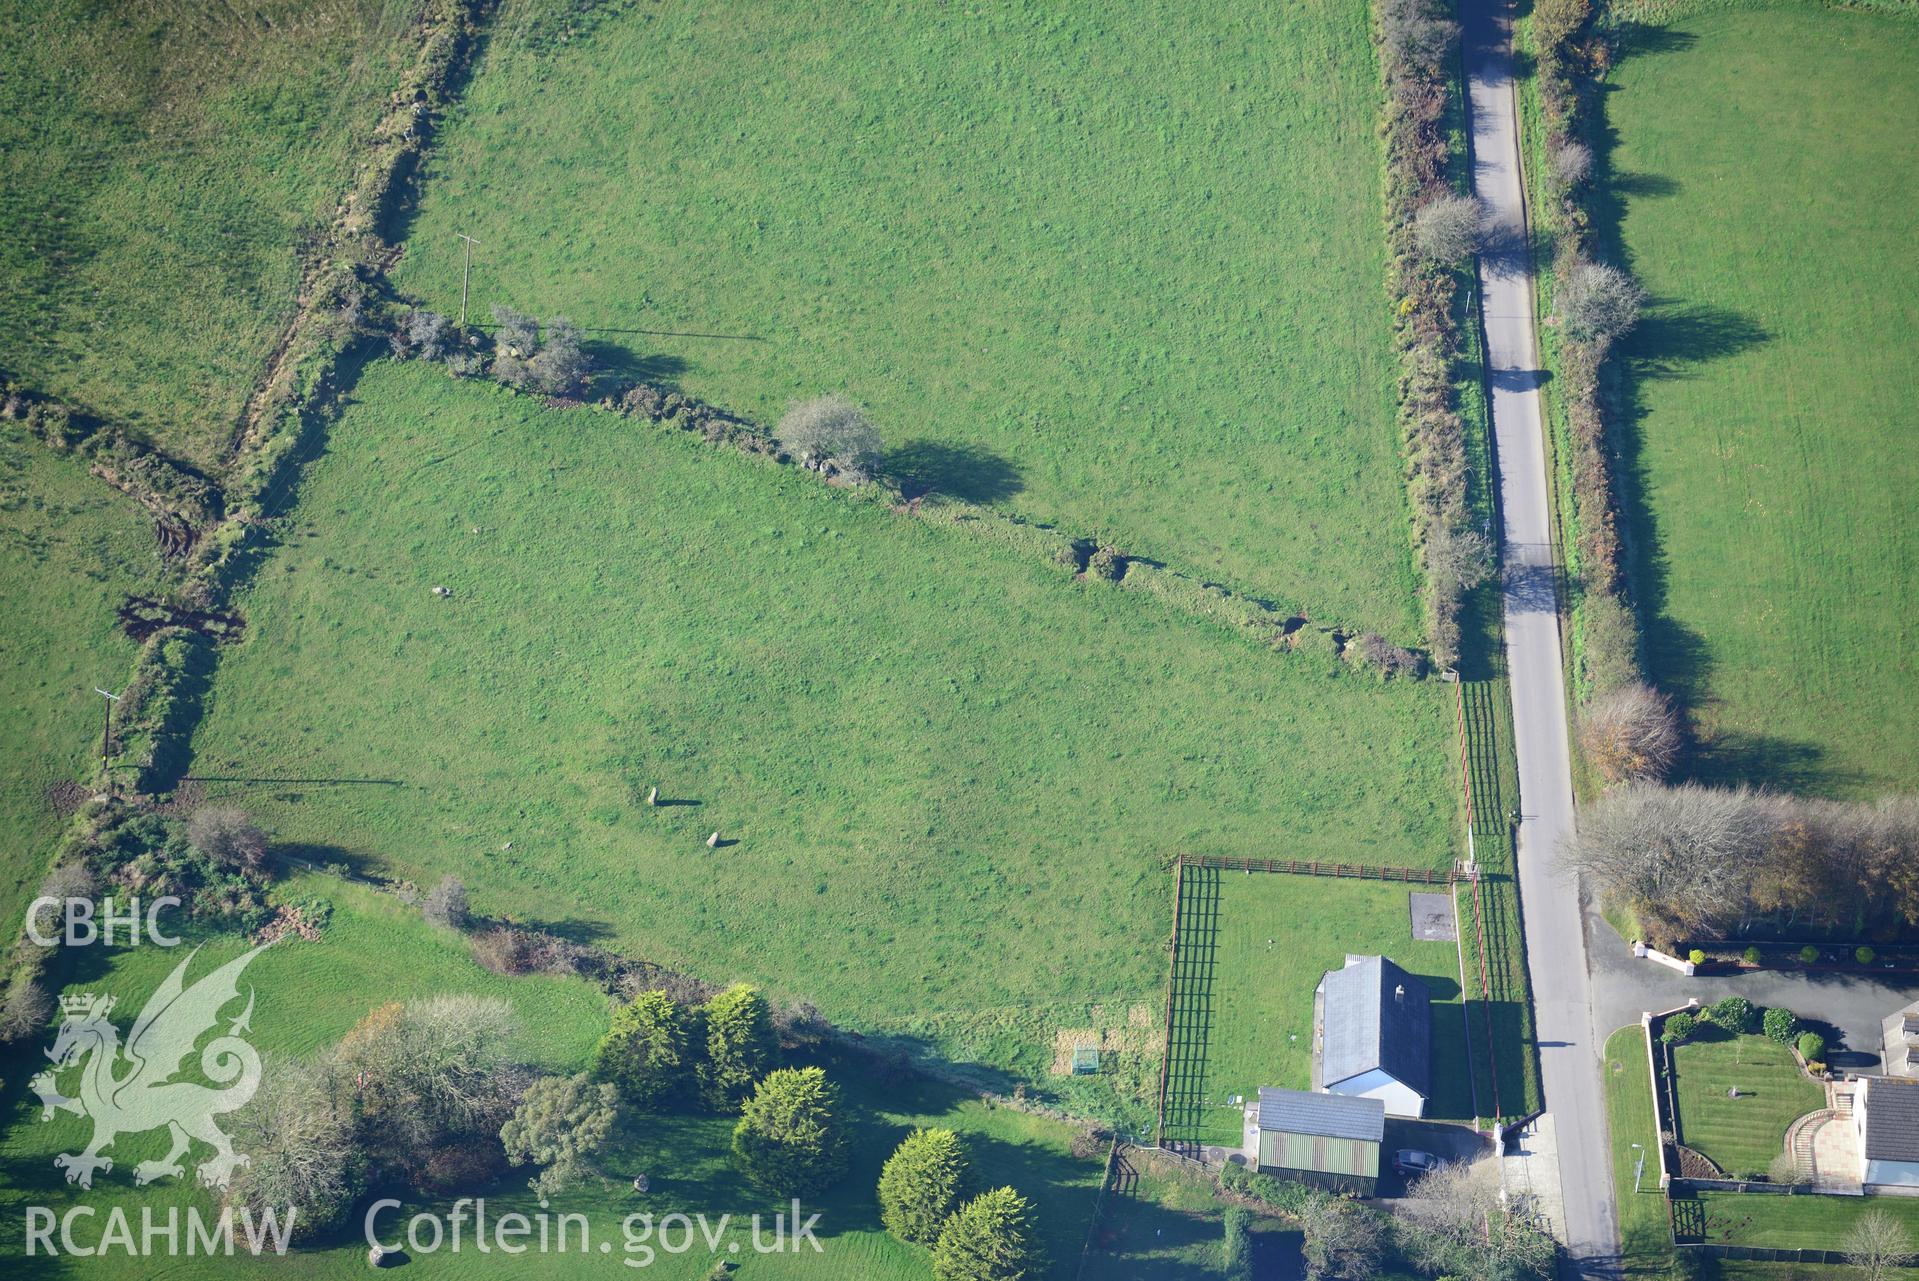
[393,0,1418,630]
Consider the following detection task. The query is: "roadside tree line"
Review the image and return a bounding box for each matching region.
[1563,785,1919,947]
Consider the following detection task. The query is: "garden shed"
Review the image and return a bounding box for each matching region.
[1251,1086,1384,1196]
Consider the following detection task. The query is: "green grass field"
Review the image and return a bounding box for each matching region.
[1670,1031,1822,1177]
[1166,870,1475,1147]
[392,0,1418,632]
[1602,2,1919,795]
[0,0,418,465]
[0,429,168,934]
[185,359,1461,1086]
[0,875,1107,1279]
[1697,1188,1919,1253]
[1602,1025,1675,1277]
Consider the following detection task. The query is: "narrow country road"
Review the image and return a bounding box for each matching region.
[1462,0,1621,1275]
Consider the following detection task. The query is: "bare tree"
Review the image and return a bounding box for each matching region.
[187,807,269,871]
[226,1055,361,1231]
[1578,682,1681,783]
[776,395,883,481]
[1414,195,1483,263]
[30,860,95,939]
[1297,1190,1384,1280]
[1560,783,1777,933]
[1394,1162,1556,1280]
[335,995,525,1161]
[1844,1209,1915,1281]
[1426,524,1495,596]
[532,317,590,395]
[393,309,451,361]
[490,305,541,388]
[1558,260,1645,346]
[0,979,52,1041]
[422,875,470,930]
[1552,142,1592,188]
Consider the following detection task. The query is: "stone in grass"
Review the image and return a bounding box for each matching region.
[647,786,659,807]
[369,1244,407,1267]
[431,585,452,597]
[706,831,721,848]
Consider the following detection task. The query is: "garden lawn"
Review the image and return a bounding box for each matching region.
[0,429,168,935]
[186,359,1461,1094]
[393,0,1417,632]
[1698,1188,1919,1253]
[1168,871,1474,1148]
[1671,1031,1822,1177]
[1602,2,1919,794]
[0,875,1106,1280]
[1603,1024,1678,1277]
[0,0,418,465]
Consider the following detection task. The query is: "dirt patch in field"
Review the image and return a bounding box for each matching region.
[44,780,89,818]
[1050,1003,1159,1076]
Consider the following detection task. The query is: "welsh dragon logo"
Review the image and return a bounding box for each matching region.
[29,944,269,1190]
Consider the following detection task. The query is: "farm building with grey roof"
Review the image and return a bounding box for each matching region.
[1313,954,1432,1118]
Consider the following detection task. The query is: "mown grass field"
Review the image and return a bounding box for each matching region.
[1602,1025,1674,1277]
[392,0,1418,632]
[0,875,1106,1279]
[186,357,1461,1096]
[1670,1031,1822,1177]
[1697,1188,1919,1253]
[1166,871,1474,1148]
[0,0,418,465]
[0,430,167,935]
[1601,2,1919,795]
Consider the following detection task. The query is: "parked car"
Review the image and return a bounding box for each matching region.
[1393,1149,1441,1177]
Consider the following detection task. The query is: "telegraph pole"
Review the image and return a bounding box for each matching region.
[94,687,121,767]
[455,232,480,326]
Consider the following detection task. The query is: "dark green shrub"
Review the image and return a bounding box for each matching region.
[593,990,693,1108]
[933,1187,1039,1281]
[1743,945,1763,966]
[1796,1031,1825,1063]
[1662,1013,1697,1044]
[878,1128,969,1247]
[730,1067,848,1195]
[1798,945,1820,965]
[699,984,777,1111]
[1763,1006,1798,1045]
[1855,945,1876,965]
[1705,997,1758,1034]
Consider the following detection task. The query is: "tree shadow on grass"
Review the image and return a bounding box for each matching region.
[582,342,688,398]
[880,440,1025,504]
[1625,303,1770,382]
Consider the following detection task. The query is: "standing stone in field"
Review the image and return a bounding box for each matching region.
[432,585,451,597]
[706,831,721,848]
[647,786,659,807]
